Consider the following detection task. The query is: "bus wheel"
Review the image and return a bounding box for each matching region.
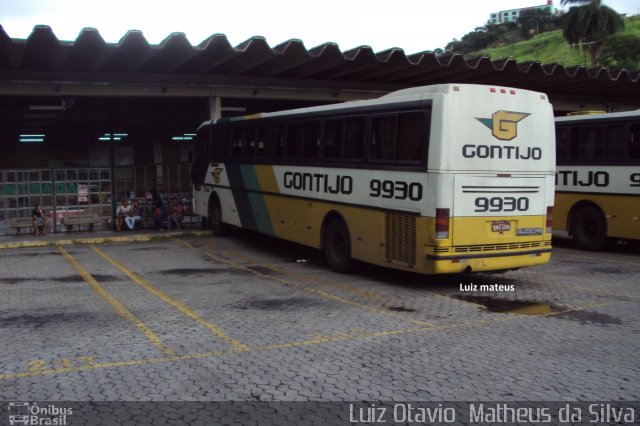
[324,219,352,273]
[210,197,230,236]
[571,206,606,251]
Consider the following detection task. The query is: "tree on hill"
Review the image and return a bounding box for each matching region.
[561,0,625,67]
[441,10,561,55]
[518,9,562,38]
[444,22,519,55]
[599,34,640,70]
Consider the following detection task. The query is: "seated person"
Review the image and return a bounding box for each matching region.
[115,198,132,231]
[32,203,47,236]
[152,196,166,230]
[167,200,184,230]
[125,200,144,230]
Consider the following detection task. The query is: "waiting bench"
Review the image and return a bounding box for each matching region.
[10,216,35,234]
[61,209,101,231]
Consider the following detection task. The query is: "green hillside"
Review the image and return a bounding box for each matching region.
[474,15,640,69]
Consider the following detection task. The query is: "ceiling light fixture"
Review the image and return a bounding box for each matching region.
[28,98,74,111]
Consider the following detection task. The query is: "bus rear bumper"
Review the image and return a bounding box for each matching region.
[424,249,551,274]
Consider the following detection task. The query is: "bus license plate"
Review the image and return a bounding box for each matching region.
[492,221,511,232]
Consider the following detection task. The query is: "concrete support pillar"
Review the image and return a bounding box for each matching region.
[208,96,221,120]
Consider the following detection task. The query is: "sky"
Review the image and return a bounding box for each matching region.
[1,0,638,54]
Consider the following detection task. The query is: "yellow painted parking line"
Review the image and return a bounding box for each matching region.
[223,240,636,317]
[178,239,436,327]
[0,241,49,249]
[0,321,488,381]
[58,246,176,358]
[0,231,211,250]
[201,240,386,302]
[200,239,505,313]
[204,239,555,313]
[2,298,630,382]
[90,245,250,351]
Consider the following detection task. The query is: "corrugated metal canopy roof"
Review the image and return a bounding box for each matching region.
[1,25,639,106]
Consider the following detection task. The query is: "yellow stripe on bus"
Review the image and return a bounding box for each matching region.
[254,164,280,193]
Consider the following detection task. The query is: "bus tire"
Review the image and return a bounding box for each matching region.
[324,219,352,273]
[571,206,606,251]
[210,196,231,236]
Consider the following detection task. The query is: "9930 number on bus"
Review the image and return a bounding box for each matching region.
[474,196,529,213]
[369,179,423,201]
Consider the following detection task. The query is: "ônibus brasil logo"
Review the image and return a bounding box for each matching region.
[476,110,530,141]
[7,402,72,425]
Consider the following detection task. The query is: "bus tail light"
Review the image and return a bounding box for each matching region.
[435,208,450,239]
[546,206,553,233]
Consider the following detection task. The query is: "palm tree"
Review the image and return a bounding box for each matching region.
[561,0,625,67]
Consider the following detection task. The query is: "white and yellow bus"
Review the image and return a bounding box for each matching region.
[192,84,555,274]
[555,110,640,250]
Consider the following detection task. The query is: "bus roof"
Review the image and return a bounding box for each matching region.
[381,83,477,98]
[197,83,547,130]
[555,109,640,123]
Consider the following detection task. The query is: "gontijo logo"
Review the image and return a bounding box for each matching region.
[211,167,224,184]
[476,111,530,141]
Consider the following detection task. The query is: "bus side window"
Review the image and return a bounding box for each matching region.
[191,129,209,184]
[370,115,396,161]
[396,112,425,162]
[256,126,267,157]
[302,121,321,159]
[231,127,243,157]
[287,122,305,158]
[630,124,640,159]
[556,127,567,160]
[344,117,366,160]
[323,119,343,159]
[580,126,605,159]
[569,127,580,159]
[218,127,230,157]
[606,125,626,159]
[243,127,255,158]
[272,124,286,158]
[208,127,218,158]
